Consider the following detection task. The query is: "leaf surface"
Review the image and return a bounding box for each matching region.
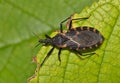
[30,0,120,83]
[0,0,97,83]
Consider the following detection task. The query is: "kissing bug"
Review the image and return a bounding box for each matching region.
[37,15,104,67]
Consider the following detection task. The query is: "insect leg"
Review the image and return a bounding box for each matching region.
[74,50,96,56]
[60,16,71,33]
[45,34,51,39]
[58,48,62,62]
[39,47,55,67]
[68,16,90,30]
[60,15,90,32]
[81,52,96,56]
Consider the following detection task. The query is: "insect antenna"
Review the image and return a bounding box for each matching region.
[32,32,41,48]
[34,43,40,48]
[33,32,40,39]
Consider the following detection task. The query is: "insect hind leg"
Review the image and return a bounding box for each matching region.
[74,50,97,59]
[68,16,90,30]
[60,15,90,32]
[78,52,96,56]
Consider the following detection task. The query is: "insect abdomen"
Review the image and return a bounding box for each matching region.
[65,26,104,50]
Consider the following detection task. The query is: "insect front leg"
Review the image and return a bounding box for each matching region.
[45,34,51,39]
[37,47,55,69]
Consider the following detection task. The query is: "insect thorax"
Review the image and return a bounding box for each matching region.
[51,34,68,47]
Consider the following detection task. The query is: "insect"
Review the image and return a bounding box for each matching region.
[38,15,104,67]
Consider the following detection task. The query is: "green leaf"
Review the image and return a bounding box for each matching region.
[29,0,120,83]
[0,0,98,83]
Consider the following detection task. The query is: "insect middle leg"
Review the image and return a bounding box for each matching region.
[60,16,71,33]
[58,48,62,62]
